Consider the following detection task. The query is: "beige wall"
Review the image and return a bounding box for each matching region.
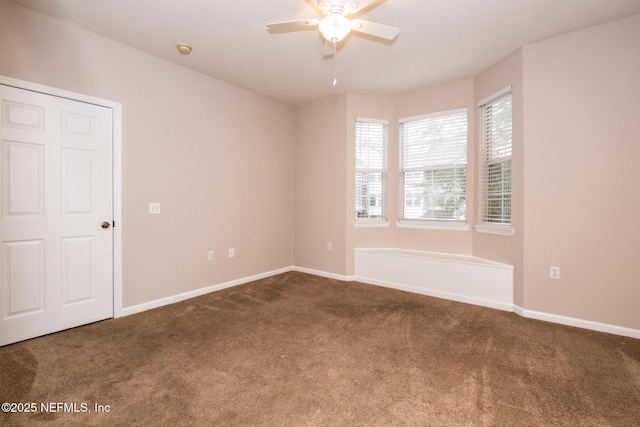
[294,95,348,276]
[0,1,295,307]
[522,14,640,329]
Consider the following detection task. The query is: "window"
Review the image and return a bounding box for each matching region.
[479,89,512,232]
[399,108,467,224]
[355,118,388,222]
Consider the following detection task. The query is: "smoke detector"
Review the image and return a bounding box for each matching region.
[176,43,192,55]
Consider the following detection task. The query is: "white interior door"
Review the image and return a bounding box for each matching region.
[0,84,114,346]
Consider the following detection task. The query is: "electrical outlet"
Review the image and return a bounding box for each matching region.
[228,248,235,258]
[148,202,161,214]
[550,266,560,280]
[327,242,332,251]
[207,251,214,261]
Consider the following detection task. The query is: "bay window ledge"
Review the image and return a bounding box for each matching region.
[395,220,469,231]
[354,220,391,228]
[474,224,515,236]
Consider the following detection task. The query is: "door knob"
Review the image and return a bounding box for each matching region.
[101,221,111,229]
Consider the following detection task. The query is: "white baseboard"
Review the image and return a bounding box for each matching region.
[291,266,353,282]
[118,266,293,317]
[514,305,640,340]
[117,264,640,340]
[118,265,352,318]
[354,275,514,312]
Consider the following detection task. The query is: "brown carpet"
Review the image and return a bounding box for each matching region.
[1,271,639,426]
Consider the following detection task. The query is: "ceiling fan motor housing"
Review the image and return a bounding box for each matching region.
[318,1,358,16]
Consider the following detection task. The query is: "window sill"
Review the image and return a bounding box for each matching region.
[354,220,391,228]
[474,224,515,236]
[395,220,469,231]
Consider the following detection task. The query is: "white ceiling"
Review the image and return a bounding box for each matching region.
[8,0,640,105]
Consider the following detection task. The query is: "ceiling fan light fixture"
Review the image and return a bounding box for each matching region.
[319,13,352,42]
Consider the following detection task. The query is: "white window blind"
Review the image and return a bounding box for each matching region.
[355,118,388,221]
[400,108,467,221]
[480,91,512,225]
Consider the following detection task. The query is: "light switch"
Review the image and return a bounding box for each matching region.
[149,203,161,214]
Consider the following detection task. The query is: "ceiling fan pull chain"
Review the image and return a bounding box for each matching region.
[332,41,338,86]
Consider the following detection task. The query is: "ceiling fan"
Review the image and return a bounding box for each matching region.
[267,1,399,85]
[267,1,399,44]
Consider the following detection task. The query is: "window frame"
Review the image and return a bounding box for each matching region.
[397,107,469,231]
[476,86,514,236]
[354,117,389,226]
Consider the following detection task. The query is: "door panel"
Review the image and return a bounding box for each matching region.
[61,111,95,138]
[2,99,44,131]
[62,236,95,305]
[0,84,113,346]
[62,148,94,214]
[4,240,45,317]
[5,141,44,216]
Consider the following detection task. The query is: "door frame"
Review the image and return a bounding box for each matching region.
[0,75,124,318]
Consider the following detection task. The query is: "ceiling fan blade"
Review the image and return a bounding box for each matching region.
[343,0,377,14]
[266,19,319,31]
[350,19,399,40]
